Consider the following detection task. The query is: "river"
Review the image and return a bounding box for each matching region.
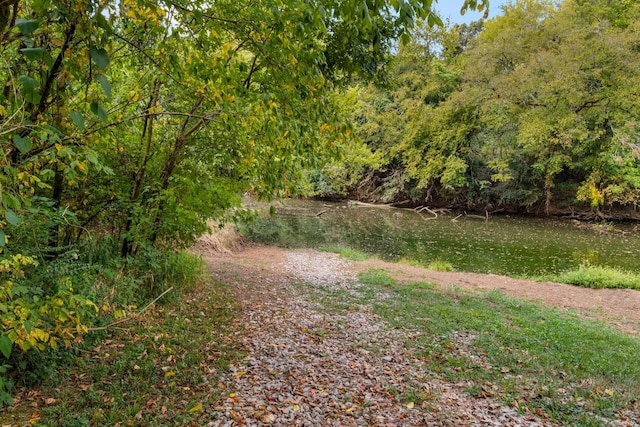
[240,199,640,277]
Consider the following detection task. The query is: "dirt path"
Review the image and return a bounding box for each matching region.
[196,243,640,426]
[200,243,640,426]
[200,244,640,336]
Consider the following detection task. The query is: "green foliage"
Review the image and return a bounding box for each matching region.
[239,216,328,248]
[322,0,640,213]
[551,266,640,290]
[0,0,491,406]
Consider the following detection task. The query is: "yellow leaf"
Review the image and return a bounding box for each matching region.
[76,163,86,172]
[187,402,203,413]
[605,389,614,396]
[229,393,236,398]
[292,404,300,412]
[406,401,415,409]
[165,371,175,378]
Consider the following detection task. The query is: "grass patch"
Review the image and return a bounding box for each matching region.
[426,259,455,272]
[0,274,243,426]
[398,258,455,272]
[318,246,370,261]
[549,265,640,290]
[358,268,396,287]
[307,274,640,425]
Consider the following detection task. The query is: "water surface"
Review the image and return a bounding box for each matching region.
[242,199,640,276]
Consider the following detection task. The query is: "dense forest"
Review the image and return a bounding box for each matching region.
[308,0,640,218]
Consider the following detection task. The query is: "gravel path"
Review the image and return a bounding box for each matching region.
[203,249,553,426]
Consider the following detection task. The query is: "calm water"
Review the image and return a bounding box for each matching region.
[242,199,640,276]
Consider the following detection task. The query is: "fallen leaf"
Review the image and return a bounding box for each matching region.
[605,389,614,396]
[406,402,415,409]
[188,402,203,413]
[261,413,276,422]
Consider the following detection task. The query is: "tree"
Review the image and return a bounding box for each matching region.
[0,0,491,380]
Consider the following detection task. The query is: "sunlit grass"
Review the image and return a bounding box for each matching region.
[426,259,455,271]
[546,265,640,290]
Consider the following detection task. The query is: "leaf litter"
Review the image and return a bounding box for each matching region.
[204,249,554,426]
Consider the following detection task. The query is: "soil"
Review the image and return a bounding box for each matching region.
[199,243,640,336]
[195,242,640,426]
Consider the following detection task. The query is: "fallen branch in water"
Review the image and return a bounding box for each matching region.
[415,206,438,220]
[348,200,393,209]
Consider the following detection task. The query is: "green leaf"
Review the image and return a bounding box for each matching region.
[12,135,32,154]
[0,230,5,247]
[97,75,111,98]
[18,75,39,90]
[0,335,11,359]
[96,13,113,34]
[20,47,45,61]
[90,102,108,122]
[16,19,39,35]
[70,111,85,131]
[90,47,110,70]
[23,321,33,334]
[5,210,20,226]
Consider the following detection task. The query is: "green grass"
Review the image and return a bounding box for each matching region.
[0,275,243,426]
[331,268,640,425]
[318,246,370,261]
[358,268,396,287]
[548,265,640,290]
[426,259,455,272]
[398,257,455,272]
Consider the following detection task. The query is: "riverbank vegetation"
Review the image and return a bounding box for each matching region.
[306,0,640,219]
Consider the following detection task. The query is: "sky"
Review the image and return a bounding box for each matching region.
[434,0,511,25]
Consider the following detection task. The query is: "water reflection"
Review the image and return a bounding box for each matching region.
[242,199,640,276]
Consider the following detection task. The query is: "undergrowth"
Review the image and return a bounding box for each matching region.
[0,254,242,426]
[0,239,206,409]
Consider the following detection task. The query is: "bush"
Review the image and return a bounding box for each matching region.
[0,246,204,406]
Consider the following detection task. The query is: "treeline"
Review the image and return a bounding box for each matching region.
[309,0,640,218]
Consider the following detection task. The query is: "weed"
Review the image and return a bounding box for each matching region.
[0,272,243,426]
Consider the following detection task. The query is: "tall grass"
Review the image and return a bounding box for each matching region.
[549,265,640,290]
